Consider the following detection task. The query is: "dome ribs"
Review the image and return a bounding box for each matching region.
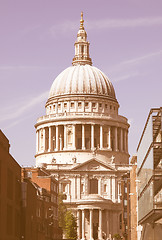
[84,65,91,94]
[92,66,105,95]
[72,66,79,94]
[65,67,74,94]
[88,65,97,94]
[48,65,117,103]
[78,66,84,94]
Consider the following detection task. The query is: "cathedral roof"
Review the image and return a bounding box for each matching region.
[48,65,117,101]
[48,12,117,103]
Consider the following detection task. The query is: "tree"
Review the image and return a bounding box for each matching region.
[58,193,67,229]
[113,233,122,240]
[64,210,77,240]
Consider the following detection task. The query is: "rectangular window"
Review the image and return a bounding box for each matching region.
[99,103,102,108]
[92,102,96,108]
[64,103,67,108]
[78,102,82,108]
[85,102,89,107]
[89,179,98,194]
[71,102,74,108]
[105,104,108,109]
[62,183,67,193]
[58,103,61,109]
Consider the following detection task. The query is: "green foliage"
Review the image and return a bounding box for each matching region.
[58,193,67,229]
[113,233,122,239]
[64,210,77,240]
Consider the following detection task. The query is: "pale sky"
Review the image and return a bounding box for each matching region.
[0,0,162,166]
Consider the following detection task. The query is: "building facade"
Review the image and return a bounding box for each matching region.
[0,130,21,240]
[21,167,61,240]
[35,13,130,240]
[137,108,162,240]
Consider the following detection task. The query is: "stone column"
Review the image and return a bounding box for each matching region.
[120,128,123,151]
[98,177,102,195]
[77,210,81,240]
[43,128,46,151]
[67,183,70,195]
[85,174,89,195]
[82,124,86,150]
[90,209,93,240]
[77,176,81,199]
[118,182,121,203]
[110,177,112,200]
[115,177,118,202]
[108,126,111,149]
[100,125,103,149]
[64,125,67,150]
[112,177,115,202]
[48,126,52,151]
[36,130,39,153]
[106,210,110,238]
[55,125,59,151]
[114,127,118,151]
[91,124,95,150]
[59,135,63,150]
[126,130,128,153]
[124,129,127,152]
[82,209,85,240]
[73,124,76,150]
[107,178,111,199]
[98,209,103,240]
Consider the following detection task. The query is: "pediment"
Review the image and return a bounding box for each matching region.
[71,158,115,171]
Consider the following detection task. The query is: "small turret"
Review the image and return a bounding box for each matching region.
[72,12,92,66]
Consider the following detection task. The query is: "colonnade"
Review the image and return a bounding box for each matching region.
[36,124,128,154]
[77,208,103,240]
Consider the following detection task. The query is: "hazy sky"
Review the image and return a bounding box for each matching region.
[0,0,162,166]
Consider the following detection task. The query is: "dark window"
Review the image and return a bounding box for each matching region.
[71,102,74,108]
[92,102,96,108]
[89,179,98,194]
[78,102,82,108]
[7,168,13,200]
[85,102,89,107]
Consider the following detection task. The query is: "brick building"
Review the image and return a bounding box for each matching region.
[0,130,21,240]
[0,130,61,240]
[21,167,61,240]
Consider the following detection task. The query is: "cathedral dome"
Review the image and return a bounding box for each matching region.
[48,64,117,101]
[47,12,117,104]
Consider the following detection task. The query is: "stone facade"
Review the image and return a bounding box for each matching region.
[35,13,131,240]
